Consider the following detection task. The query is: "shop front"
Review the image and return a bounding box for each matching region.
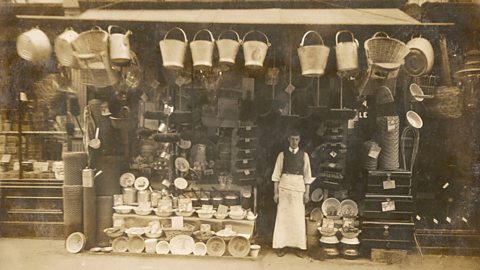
[1,0,479,261]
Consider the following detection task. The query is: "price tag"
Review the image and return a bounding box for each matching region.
[244,170,250,175]
[245,150,251,154]
[204,169,214,175]
[217,204,229,215]
[442,182,450,189]
[201,205,214,212]
[416,215,422,221]
[245,138,250,143]
[330,151,337,158]
[328,163,336,168]
[433,218,439,224]
[171,216,184,229]
[446,217,451,223]
[284,83,295,94]
[381,200,396,212]
[383,180,396,190]
[387,116,396,132]
[368,144,381,159]
[1,154,11,163]
[246,126,252,131]
[462,217,468,223]
[243,159,248,164]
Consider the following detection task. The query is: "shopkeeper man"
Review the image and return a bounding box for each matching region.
[272,130,314,257]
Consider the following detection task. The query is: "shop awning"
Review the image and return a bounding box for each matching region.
[17,8,453,26]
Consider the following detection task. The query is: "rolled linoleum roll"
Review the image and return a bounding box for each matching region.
[83,186,96,249]
[63,152,88,186]
[63,185,83,237]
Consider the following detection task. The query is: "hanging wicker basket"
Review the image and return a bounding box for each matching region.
[424,86,463,119]
[365,32,409,67]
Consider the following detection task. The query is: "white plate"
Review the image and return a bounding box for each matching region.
[169,235,195,255]
[134,177,149,191]
[339,199,358,217]
[175,157,190,172]
[174,177,188,190]
[322,198,341,216]
[156,240,170,254]
[193,242,207,256]
[119,173,135,188]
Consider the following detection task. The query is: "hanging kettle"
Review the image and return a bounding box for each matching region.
[108,25,132,66]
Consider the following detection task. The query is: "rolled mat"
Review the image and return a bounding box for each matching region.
[96,196,114,247]
[94,155,126,196]
[63,152,88,185]
[83,186,97,249]
[63,185,83,237]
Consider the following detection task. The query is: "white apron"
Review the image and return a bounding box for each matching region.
[272,186,306,250]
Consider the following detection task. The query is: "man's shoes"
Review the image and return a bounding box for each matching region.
[294,249,306,258]
[276,248,287,257]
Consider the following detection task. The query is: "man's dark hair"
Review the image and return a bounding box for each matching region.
[288,129,301,138]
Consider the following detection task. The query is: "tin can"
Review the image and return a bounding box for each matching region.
[151,191,162,206]
[137,189,151,203]
[113,194,123,206]
[123,187,137,205]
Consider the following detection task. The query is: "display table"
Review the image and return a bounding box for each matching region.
[113,213,255,238]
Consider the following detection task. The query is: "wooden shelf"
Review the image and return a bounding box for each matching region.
[0,131,66,135]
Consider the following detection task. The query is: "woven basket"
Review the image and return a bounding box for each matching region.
[365,32,409,66]
[425,86,463,119]
[162,223,195,241]
[63,152,87,186]
[376,116,400,170]
[63,185,83,237]
[72,27,108,55]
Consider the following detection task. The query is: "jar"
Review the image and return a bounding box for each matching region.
[151,191,162,206]
[138,189,151,203]
[241,190,252,210]
[123,187,137,205]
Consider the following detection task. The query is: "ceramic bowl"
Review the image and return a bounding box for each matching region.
[214,212,229,220]
[156,240,170,254]
[197,209,216,219]
[134,207,153,216]
[125,227,146,237]
[113,205,134,214]
[407,110,423,129]
[193,242,207,256]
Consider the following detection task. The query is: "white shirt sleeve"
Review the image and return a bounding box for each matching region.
[271,152,284,182]
[303,152,314,185]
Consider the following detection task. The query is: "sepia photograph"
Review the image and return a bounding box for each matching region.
[0,0,480,269]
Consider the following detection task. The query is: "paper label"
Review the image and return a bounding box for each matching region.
[245,150,251,154]
[243,159,248,164]
[433,218,438,224]
[171,216,184,229]
[416,215,421,221]
[462,217,468,223]
[13,162,19,171]
[330,151,337,158]
[328,163,336,168]
[1,154,11,163]
[245,138,250,143]
[446,217,452,223]
[387,116,396,132]
[244,170,250,175]
[383,180,396,190]
[381,200,396,212]
[246,126,252,131]
[442,182,450,189]
[217,205,228,215]
[368,144,381,159]
[284,84,296,94]
[113,218,124,228]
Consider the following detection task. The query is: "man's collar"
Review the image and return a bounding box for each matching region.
[289,147,299,154]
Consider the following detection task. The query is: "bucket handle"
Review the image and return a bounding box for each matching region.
[64,27,75,32]
[335,30,358,46]
[300,30,324,47]
[218,29,241,43]
[372,32,390,38]
[193,29,215,42]
[108,25,127,35]
[164,27,188,42]
[243,30,271,47]
[410,33,423,40]
[91,26,104,31]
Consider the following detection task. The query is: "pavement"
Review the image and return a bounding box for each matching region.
[1,238,480,270]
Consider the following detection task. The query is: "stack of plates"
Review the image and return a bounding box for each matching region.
[376,116,399,170]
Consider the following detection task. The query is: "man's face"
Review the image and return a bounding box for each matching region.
[288,135,300,149]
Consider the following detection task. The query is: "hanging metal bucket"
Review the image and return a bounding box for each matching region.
[216,29,241,66]
[159,27,188,70]
[297,30,330,77]
[190,29,215,70]
[17,27,52,63]
[54,27,79,67]
[108,25,132,66]
[242,30,271,69]
[405,35,434,77]
[335,30,359,72]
